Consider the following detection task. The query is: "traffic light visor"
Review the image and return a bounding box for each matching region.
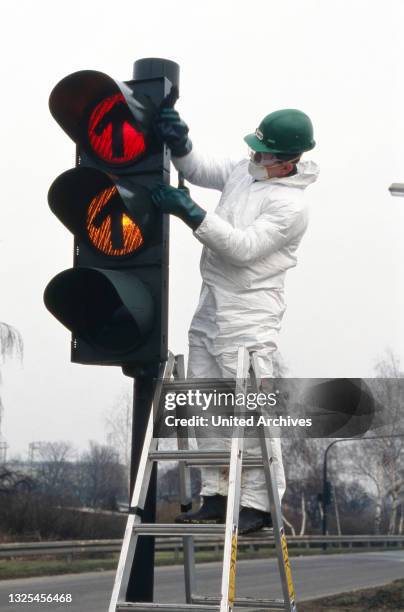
[44,268,154,352]
[49,70,155,166]
[48,167,157,258]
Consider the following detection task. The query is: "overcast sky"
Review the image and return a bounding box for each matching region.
[1,0,403,457]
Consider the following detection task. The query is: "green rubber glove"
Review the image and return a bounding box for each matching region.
[154,108,192,157]
[151,184,206,230]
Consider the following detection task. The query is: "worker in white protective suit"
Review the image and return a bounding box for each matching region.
[151,108,319,534]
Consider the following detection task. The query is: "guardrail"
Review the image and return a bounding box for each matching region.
[1,535,404,560]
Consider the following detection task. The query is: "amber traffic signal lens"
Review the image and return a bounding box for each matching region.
[86,186,144,256]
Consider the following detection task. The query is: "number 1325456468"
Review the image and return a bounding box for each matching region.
[9,593,72,604]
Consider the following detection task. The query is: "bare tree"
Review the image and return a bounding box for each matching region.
[33,441,76,498]
[104,388,132,468]
[343,352,404,534]
[0,322,23,460]
[0,323,23,366]
[0,466,33,494]
[274,376,330,535]
[77,441,126,509]
[282,435,327,535]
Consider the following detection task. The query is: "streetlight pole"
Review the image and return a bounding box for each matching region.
[322,434,404,544]
[322,439,341,539]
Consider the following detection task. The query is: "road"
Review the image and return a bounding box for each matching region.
[1,552,404,611]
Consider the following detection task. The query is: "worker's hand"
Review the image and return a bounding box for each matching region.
[154,108,192,158]
[151,184,206,230]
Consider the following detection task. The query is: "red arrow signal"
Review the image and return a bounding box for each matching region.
[88,94,146,165]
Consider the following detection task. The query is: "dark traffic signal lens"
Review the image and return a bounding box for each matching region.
[44,269,154,353]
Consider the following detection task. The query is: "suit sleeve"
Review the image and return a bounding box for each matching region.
[172,149,239,191]
[193,200,308,266]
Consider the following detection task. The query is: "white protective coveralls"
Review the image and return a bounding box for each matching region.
[173,150,319,512]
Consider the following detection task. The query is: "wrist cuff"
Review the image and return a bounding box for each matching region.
[170,138,193,158]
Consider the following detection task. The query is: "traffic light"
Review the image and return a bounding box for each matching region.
[44,59,179,372]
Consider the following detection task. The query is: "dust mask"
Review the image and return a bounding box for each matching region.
[248,161,269,181]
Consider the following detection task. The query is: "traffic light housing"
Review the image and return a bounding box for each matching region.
[44,59,179,371]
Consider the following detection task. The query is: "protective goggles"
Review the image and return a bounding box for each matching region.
[248,149,281,166]
[248,148,300,166]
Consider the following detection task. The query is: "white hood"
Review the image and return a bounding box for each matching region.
[271,160,319,188]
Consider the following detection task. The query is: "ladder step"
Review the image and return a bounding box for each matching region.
[116,599,286,611]
[117,604,219,611]
[192,594,287,609]
[134,523,225,536]
[149,450,263,467]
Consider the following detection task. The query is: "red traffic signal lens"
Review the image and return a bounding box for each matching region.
[88,93,146,165]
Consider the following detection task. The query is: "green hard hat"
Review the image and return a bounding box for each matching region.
[244,109,315,155]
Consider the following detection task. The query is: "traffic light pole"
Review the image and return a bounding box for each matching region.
[322,441,335,550]
[125,57,179,602]
[127,367,159,602]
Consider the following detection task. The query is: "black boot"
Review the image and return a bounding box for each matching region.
[238,506,272,535]
[175,494,227,524]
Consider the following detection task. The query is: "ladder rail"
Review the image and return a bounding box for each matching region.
[109,355,175,612]
[250,352,297,612]
[219,346,250,612]
[174,354,197,603]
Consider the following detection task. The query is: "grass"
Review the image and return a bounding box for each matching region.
[0,557,119,580]
[299,578,404,611]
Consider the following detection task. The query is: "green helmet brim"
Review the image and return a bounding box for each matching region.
[244,133,278,153]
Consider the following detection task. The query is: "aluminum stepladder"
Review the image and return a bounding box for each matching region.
[109,347,297,612]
